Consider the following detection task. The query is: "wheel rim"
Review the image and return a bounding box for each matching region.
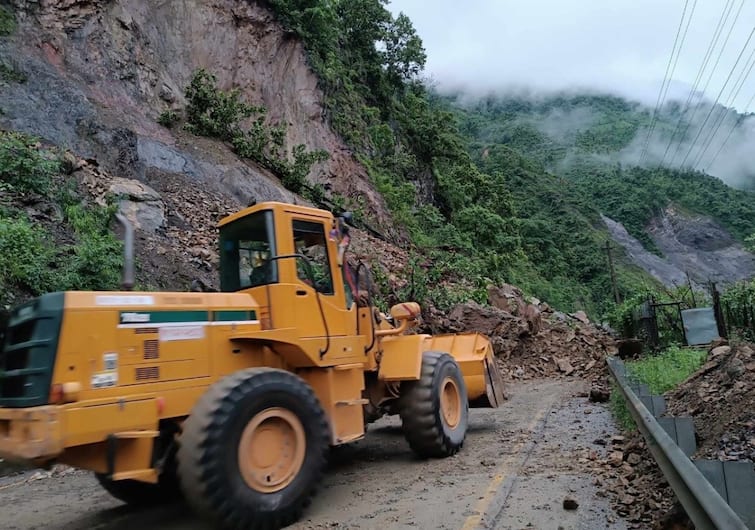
[238,407,306,493]
[440,376,462,429]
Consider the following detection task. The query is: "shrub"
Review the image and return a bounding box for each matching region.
[183,69,329,192]
[0,216,57,302]
[157,109,179,128]
[0,6,15,37]
[0,131,58,194]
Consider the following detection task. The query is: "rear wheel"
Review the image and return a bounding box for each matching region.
[177,368,329,530]
[398,351,469,458]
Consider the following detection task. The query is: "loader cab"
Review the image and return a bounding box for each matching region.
[218,202,361,352]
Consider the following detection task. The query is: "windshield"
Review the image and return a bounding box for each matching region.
[219,210,278,292]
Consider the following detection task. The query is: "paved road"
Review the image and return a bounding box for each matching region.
[0,379,628,529]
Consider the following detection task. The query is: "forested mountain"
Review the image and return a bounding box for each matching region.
[2,0,754,322]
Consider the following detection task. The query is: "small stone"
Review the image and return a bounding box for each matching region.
[555,357,575,375]
[609,451,624,466]
[619,494,635,505]
[589,388,610,402]
[711,345,731,356]
[563,497,579,510]
[627,453,642,465]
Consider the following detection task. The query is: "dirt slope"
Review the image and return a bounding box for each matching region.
[666,340,755,461]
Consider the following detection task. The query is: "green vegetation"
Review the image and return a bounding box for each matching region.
[157,109,179,129]
[264,0,634,315]
[0,131,58,194]
[0,5,15,37]
[721,279,755,341]
[606,284,708,347]
[572,165,755,251]
[628,345,707,394]
[0,131,123,308]
[182,68,329,193]
[0,61,25,83]
[611,345,707,430]
[610,383,635,431]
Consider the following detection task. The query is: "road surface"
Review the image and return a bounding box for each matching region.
[0,379,628,529]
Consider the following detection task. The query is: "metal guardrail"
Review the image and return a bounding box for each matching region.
[607,357,749,530]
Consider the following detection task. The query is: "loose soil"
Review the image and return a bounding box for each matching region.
[666,340,755,461]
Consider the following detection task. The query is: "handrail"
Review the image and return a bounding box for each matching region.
[606,357,748,530]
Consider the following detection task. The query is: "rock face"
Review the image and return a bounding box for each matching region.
[0,0,393,229]
[647,206,755,285]
[602,207,755,289]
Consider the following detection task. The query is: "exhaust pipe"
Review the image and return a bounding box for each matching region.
[115,213,134,291]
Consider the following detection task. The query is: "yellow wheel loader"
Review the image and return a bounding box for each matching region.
[0,201,505,529]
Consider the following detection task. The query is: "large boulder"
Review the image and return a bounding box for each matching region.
[109,177,165,233]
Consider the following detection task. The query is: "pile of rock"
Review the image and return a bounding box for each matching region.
[666,339,755,462]
[597,433,677,527]
[424,284,617,382]
[75,159,240,291]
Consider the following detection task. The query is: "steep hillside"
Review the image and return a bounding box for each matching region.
[0,0,399,303]
[448,91,755,191]
[447,91,755,292]
[5,0,749,322]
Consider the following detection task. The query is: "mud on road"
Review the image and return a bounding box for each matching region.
[0,379,629,530]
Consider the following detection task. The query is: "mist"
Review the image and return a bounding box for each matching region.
[387,0,755,188]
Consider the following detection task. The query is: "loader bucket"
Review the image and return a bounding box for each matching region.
[426,333,506,408]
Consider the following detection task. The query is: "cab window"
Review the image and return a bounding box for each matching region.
[219,210,278,291]
[293,220,333,295]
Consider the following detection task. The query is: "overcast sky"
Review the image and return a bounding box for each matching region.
[387,0,755,112]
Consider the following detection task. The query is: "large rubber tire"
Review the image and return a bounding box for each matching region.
[177,368,330,530]
[398,351,469,458]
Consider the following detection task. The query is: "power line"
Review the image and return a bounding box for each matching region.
[668,0,746,166]
[692,46,755,168]
[677,25,755,169]
[660,0,736,166]
[704,90,755,172]
[640,0,694,163]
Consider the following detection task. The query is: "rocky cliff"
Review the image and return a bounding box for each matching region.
[603,206,755,289]
[0,0,400,290]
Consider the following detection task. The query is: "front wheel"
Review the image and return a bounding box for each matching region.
[398,351,469,458]
[177,368,330,530]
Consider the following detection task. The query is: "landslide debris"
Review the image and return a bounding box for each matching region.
[666,339,755,462]
[423,284,617,384]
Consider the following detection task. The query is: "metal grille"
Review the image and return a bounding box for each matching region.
[135,366,159,381]
[134,327,158,334]
[143,340,159,360]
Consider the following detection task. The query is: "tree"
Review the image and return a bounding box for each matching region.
[382,13,426,86]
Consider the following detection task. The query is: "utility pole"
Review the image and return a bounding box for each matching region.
[685,271,696,307]
[605,241,621,304]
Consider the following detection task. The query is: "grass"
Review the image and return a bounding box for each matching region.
[610,345,708,431]
[0,6,15,37]
[0,62,25,83]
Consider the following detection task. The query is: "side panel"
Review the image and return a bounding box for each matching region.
[298,366,366,445]
[62,398,158,448]
[377,334,429,381]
